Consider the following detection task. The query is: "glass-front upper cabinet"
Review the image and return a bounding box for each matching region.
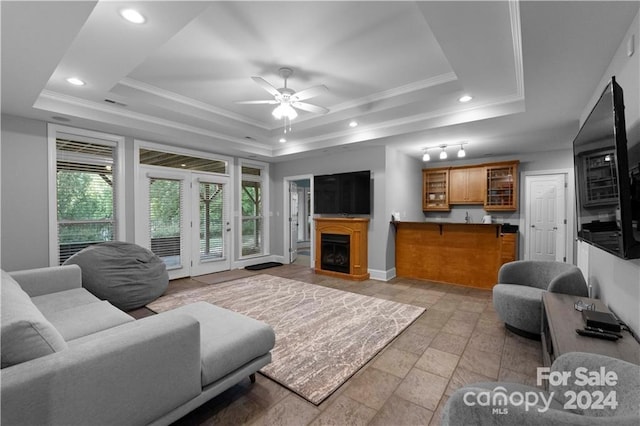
[423,168,450,211]
[485,161,519,211]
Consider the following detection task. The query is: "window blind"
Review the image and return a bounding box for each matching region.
[148,177,183,269]
[199,181,227,261]
[56,139,117,264]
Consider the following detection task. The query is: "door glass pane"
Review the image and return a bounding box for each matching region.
[242,179,263,256]
[200,182,225,261]
[149,178,182,269]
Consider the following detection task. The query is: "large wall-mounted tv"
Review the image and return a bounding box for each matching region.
[314,170,371,215]
[573,76,640,259]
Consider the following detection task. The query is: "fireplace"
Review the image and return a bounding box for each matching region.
[321,234,350,273]
[314,217,369,281]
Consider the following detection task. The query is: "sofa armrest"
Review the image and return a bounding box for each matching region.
[1,314,202,426]
[9,265,82,297]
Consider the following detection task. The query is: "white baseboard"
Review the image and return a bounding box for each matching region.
[368,267,396,282]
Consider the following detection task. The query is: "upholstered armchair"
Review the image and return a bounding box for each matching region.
[493,260,588,338]
[442,352,640,425]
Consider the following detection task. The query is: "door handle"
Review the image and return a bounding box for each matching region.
[531,225,535,228]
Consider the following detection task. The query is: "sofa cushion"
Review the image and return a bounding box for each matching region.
[1,270,68,368]
[32,288,101,316]
[160,302,275,386]
[46,301,135,341]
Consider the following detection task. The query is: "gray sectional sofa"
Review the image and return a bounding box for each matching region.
[1,265,276,425]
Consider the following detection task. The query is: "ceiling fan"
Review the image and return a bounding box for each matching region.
[236,67,329,133]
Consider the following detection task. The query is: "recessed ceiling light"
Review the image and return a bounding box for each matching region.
[120,9,146,24]
[458,95,473,103]
[279,138,287,143]
[349,120,358,128]
[66,77,85,86]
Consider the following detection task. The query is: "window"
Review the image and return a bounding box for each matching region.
[48,125,124,265]
[240,162,268,257]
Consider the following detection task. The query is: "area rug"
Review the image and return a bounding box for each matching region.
[148,274,424,405]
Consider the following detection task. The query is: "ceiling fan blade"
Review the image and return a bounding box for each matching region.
[292,101,329,114]
[235,100,279,105]
[291,85,328,102]
[251,76,281,98]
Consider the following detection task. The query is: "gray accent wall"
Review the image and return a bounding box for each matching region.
[384,147,424,272]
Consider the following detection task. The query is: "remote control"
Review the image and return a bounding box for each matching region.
[576,328,619,341]
[585,326,623,338]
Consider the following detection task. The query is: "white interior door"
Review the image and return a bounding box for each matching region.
[289,181,299,263]
[525,174,567,262]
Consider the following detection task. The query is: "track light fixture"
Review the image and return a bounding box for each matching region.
[421,142,469,162]
[439,146,448,160]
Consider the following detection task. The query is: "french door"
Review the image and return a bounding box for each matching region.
[137,167,231,279]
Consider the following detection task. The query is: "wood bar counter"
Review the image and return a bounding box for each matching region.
[394,221,507,289]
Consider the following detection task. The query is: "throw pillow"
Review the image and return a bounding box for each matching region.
[1,270,68,368]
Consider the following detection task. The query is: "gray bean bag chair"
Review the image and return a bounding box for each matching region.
[63,241,168,311]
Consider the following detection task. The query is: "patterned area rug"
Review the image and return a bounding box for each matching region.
[148,274,424,405]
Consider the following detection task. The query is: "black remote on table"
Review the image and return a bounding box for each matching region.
[575,328,619,341]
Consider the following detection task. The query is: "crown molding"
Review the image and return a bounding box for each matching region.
[36,90,274,155]
[509,0,525,99]
[118,77,271,130]
[295,72,459,126]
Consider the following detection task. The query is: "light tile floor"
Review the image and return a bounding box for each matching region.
[157,264,542,426]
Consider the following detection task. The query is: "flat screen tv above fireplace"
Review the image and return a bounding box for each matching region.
[314,170,371,215]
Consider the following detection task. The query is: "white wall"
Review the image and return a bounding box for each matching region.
[1,115,50,270]
[577,9,640,335]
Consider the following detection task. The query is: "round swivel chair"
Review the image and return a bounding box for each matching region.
[492,260,588,339]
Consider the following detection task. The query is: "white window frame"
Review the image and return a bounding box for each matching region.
[238,158,270,260]
[47,124,126,266]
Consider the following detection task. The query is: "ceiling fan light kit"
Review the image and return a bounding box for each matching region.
[235,67,329,135]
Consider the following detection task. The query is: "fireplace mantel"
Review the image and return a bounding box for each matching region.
[314,217,369,281]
